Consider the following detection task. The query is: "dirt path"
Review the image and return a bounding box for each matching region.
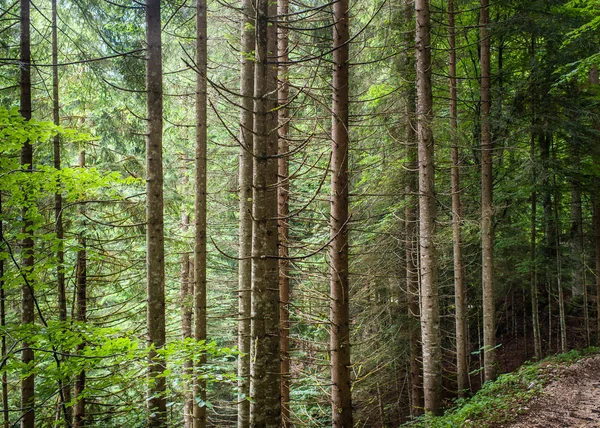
[503,355,600,427]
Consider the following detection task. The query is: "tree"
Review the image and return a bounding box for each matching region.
[249,0,281,424]
[277,0,291,424]
[237,0,254,426]
[193,0,208,426]
[480,0,497,383]
[330,0,353,425]
[448,0,468,398]
[145,0,167,424]
[415,0,441,414]
[20,0,35,425]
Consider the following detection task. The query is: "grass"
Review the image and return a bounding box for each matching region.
[403,347,600,428]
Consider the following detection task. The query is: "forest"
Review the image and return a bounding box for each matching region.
[0,0,599,426]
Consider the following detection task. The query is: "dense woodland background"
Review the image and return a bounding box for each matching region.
[0,0,599,426]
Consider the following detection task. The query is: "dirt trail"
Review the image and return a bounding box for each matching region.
[503,355,600,428]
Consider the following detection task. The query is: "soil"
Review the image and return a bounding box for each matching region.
[500,355,600,427]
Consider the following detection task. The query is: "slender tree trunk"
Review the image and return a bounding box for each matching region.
[570,148,583,297]
[402,0,422,415]
[145,0,167,424]
[530,131,542,359]
[591,65,600,344]
[20,0,35,425]
[192,0,208,427]
[52,1,72,420]
[250,0,281,425]
[415,0,441,414]
[480,0,496,383]
[595,196,600,344]
[0,195,7,428]
[330,0,353,425]
[448,0,468,398]
[73,151,87,428]
[277,0,291,424]
[237,0,254,426]
[553,174,567,352]
[181,203,193,427]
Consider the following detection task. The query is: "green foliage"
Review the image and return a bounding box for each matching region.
[405,348,600,428]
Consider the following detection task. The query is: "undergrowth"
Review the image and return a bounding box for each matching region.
[404,347,600,428]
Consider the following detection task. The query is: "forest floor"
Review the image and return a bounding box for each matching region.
[500,354,600,427]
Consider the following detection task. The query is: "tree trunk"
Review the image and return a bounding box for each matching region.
[415,0,441,414]
[330,0,353,425]
[591,65,600,344]
[0,195,7,428]
[402,0,422,415]
[480,0,496,383]
[448,0,468,398]
[52,1,72,421]
[181,205,193,427]
[553,174,567,352]
[20,0,35,425]
[277,0,291,424]
[145,0,167,424]
[570,148,583,297]
[249,0,281,425]
[595,196,600,344]
[73,151,87,428]
[193,0,208,427]
[530,134,542,360]
[237,0,254,426]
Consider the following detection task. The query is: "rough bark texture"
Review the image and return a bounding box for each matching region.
[530,132,542,360]
[448,0,468,398]
[181,208,193,428]
[330,0,353,425]
[570,148,583,297]
[0,196,7,428]
[52,0,72,420]
[193,0,208,427]
[480,0,497,383]
[415,0,441,414]
[402,0,422,415]
[145,0,167,424]
[20,0,34,425]
[249,0,281,425]
[73,152,87,428]
[237,0,254,426]
[277,0,291,424]
[591,65,600,344]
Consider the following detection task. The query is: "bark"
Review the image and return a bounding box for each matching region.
[20,0,35,424]
[415,0,441,414]
[237,0,254,426]
[0,195,7,428]
[530,134,542,360]
[181,208,193,428]
[145,0,167,424]
[52,0,72,420]
[277,0,291,424]
[570,148,583,297]
[330,0,353,425]
[480,0,497,383]
[193,0,208,427]
[529,36,542,360]
[553,175,567,352]
[402,0,422,415]
[73,151,87,428]
[448,0,468,398]
[595,197,600,344]
[249,0,281,425]
[591,65,600,344]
